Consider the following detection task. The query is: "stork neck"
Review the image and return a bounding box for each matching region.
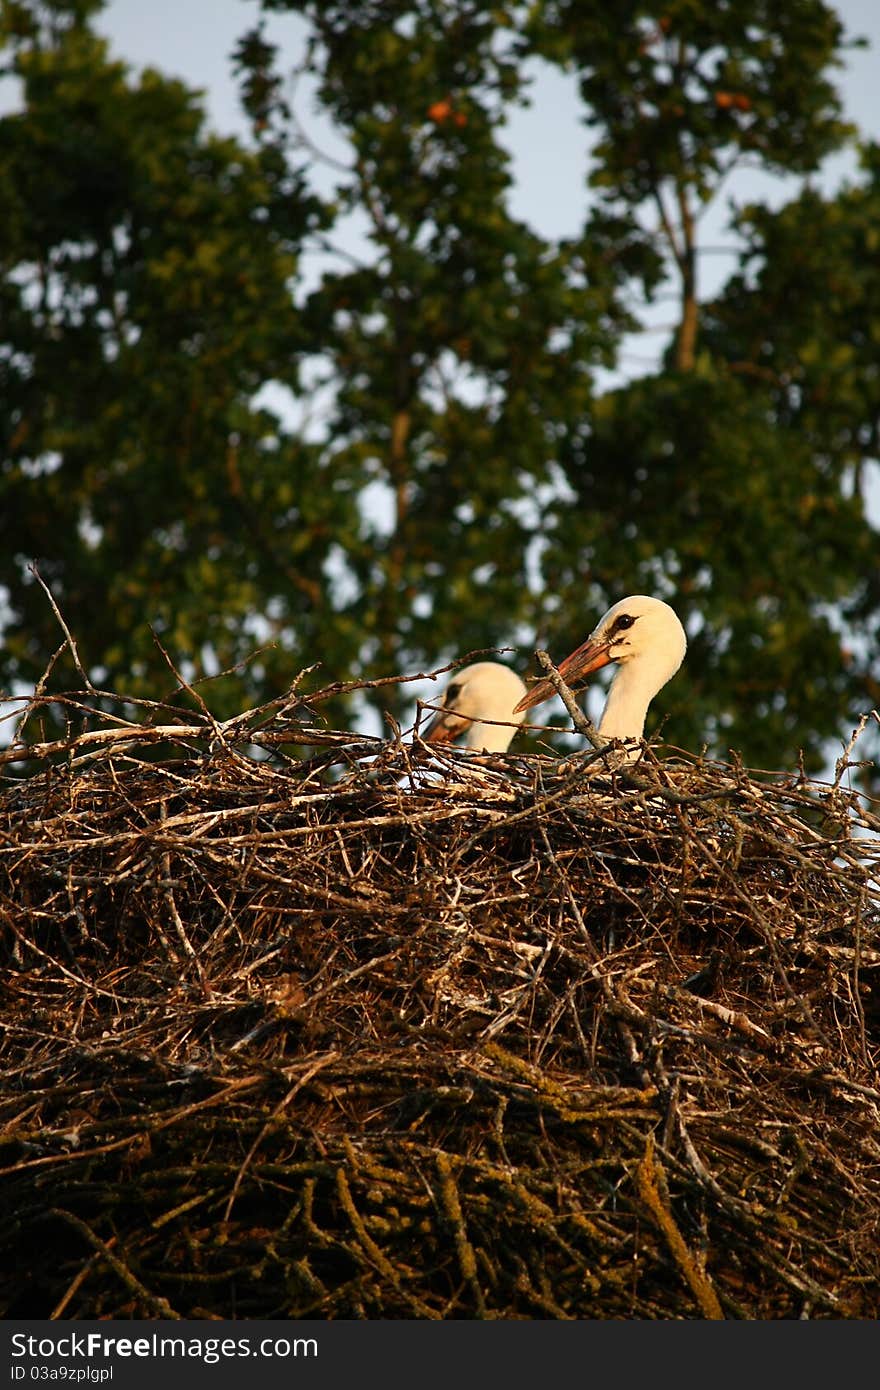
[465,720,513,753]
[597,666,651,741]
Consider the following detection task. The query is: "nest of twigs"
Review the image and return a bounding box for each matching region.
[1,668,880,1320]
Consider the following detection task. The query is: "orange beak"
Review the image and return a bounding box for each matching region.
[513,636,614,713]
[422,708,465,743]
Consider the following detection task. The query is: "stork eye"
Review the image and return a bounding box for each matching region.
[612,614,636,633]
[444,682,461,706]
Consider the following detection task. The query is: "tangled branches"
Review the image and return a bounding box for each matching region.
[1,677,879,1318]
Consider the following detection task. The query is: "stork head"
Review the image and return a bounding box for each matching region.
[422,661,527,753]
[515,595,687,713]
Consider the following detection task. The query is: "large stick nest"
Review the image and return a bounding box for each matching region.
[1,677,880,1319]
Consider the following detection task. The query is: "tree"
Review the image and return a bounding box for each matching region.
[701,145,880,767]
[3,0,878,776]
[522,0,879,772]
[528,0,854,369]
[241,0,643,725]
[537,364,875,769]
[0,0,333,723]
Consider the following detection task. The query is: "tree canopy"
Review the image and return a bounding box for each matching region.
[1,0,878,777]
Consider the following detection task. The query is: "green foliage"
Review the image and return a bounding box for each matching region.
[700,147,880,749]
[528,0,855,368]
[530,0,851,185]
[0,0,334,719]
[238,0,633,721]
[543,367,872,769]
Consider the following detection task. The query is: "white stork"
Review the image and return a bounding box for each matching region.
[514,595,687,741]
[422,661,527,753]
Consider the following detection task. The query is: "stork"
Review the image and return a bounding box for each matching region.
[423,662,527,753]
[514,595,686,742]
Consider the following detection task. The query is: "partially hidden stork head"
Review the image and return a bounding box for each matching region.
[422,661,528,753]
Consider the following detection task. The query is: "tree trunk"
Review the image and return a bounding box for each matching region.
[674,182,698,372]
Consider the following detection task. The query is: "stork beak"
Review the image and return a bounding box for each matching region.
[514,637,614,713]
[422,709,464,744]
